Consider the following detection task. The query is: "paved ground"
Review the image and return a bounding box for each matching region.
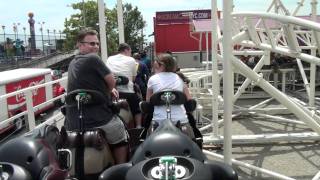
[204,98,320,180]
[207,119,320,179]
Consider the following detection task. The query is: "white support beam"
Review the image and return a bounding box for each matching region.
[203,132,320,144]
[245,18,261,45]
[262,20,276,48]
[282,24,300,53]
[117,0,125,43]
[222,0,234,165]
[210,0,220,138]
[230,55,320,133]
[312,30,320,57]
[292,0,306,16]
[240,41,320,66]
[313,171,320,180]
[233,50,265,56]
[233,12,320,31]
[233,54,269,102]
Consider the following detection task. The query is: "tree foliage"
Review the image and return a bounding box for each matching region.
[63,1,146,55]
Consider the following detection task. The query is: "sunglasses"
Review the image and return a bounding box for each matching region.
[81,41,100,46]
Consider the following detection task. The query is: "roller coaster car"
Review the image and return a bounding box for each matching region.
[0,162,32,180]
[114,75,133,125]
[99,91,238,180]
[0,125,70,180]
[61,89,115,179]
[139,90,202,148]
[0,89,130,180]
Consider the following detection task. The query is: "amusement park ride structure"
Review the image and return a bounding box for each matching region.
[0,0,320,179]
[187,0,320,179]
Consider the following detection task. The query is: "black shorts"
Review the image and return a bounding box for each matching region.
[119,92,141,116]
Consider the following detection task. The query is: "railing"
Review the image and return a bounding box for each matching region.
[0,50,75,71]
[0,76,67,132]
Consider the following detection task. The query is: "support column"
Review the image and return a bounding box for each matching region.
[222,0,234,165]
[98,0,108,61]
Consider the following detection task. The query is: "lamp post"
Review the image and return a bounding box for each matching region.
[53,29,57,50]
[13,24,17,41]
[47,29,50,54]
[38,22,45,54]
[39,27,44,54]
[13,23,20,41]
[28,12,36,53]
[2,25,6,58]
[1,25,5,43]
[59,30,62,40]
[47,29,50,44]
[22,27,27,44]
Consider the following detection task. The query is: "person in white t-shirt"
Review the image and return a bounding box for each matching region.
[106,43,142,128]
[146,53,193,128]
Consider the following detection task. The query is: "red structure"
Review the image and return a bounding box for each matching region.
[154,9,221,54]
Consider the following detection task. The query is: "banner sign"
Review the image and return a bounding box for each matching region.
[156,10,219,24]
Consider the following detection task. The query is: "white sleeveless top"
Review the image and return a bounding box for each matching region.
[147,72,188,124]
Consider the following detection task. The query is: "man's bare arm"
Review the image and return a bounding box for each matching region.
[104,73,116,91]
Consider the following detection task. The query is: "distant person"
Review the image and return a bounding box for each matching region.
[247,57,255,68]
[133,52,149,100]
[106,43,142,128]
[0,43,4,59]
[14,39,23,57]
[140,50,151,73]
[65,28,128,164]
[5,38,14,60]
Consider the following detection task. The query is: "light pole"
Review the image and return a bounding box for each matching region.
[39,27,44,54]
[13,25,16,40]
[47,29,50,44]
[22,27,27,44]
[2,25,6,58]
[47,29,50,54]
[59,30,62,39]
[38,22,45,54]
[53,29,57,50]
[1,25,5,43]
[13,23,20,41]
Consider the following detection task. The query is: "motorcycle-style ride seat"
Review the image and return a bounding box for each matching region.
[0,125,69,179]
[62,89,115,178]
[0,162,32,180]
[59,127,106,150]
[62,89,110,150]
[99,91,238,179]
[99,90,238,180]
[140,91,202,146]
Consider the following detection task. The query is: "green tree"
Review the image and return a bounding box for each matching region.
[63,1,146,55]
[123,3,145,53]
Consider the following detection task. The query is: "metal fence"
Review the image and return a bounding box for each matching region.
[0,32,66,63]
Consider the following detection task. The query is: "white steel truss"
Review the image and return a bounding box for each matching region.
[188,0,320,179]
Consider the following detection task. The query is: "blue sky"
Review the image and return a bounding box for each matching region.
[0,0,318,41]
